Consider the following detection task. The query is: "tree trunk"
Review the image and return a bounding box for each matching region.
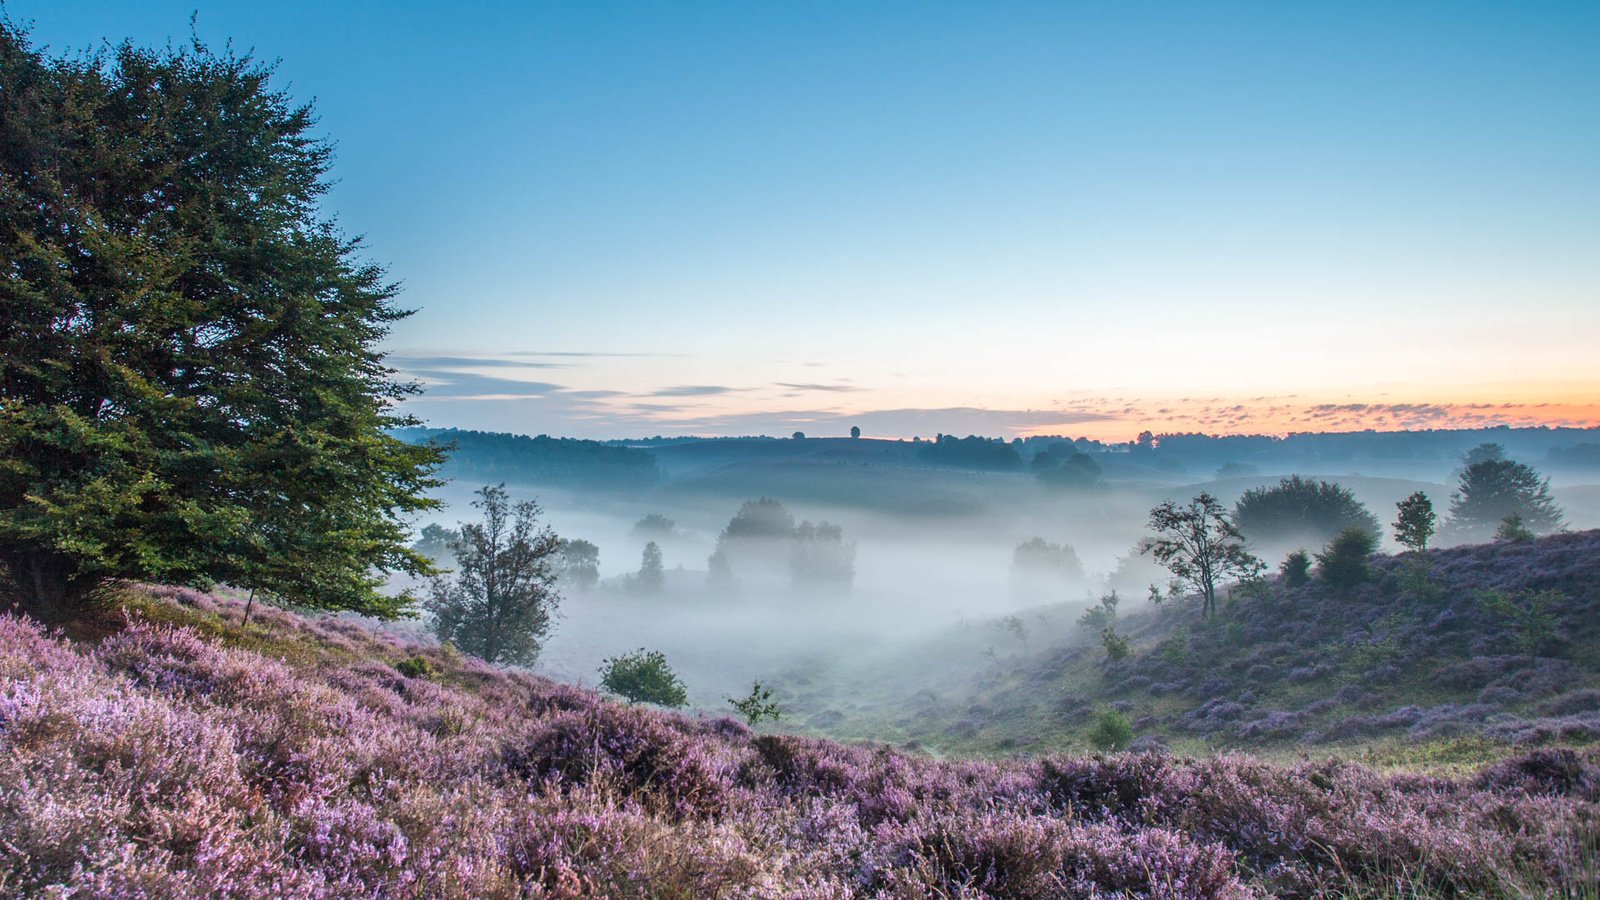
[242,588,257,626]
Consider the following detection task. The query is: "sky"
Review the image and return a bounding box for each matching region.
[16,1,1600,441]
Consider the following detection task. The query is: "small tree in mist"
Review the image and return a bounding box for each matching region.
[600,648,688,707]
[554,538,600,590]
[634,542,665,593]
[426,485,562,666]
[850,425,861,439]
[1279,550,1311,588]
[1495,513,1535,543]
[413,524,460,565]
[1393,491,1436,553]
[630,513,677,540]
[1012,538,1085,583]
[1315,527,1377,592]
[1141,494,1262,618]
[729,680,782,725]
[790,521,855,585]
[1101,628,1130,662]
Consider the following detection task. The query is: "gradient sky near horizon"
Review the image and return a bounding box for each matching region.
[20,1,1600,440]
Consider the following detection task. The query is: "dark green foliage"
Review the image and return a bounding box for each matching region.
[1447,455,1563,541]
[1232,476,1380,549]
[426,485,561,666]
[600,648,688,707]
[0,25,443,619]
[916,434,1023,471]
[1087,708,1134,751]
[554,538,600,591]
[1477,588,1562,656]
[729,680,782,725]
[395,656,434,680]
[1393,491,1436,553]
[393,428,661,490]
[1101,628,1130,662]
[1141,494,1262,618]
[849,425,861,439]
[634,542,665,593]
[790,520,855,585]
[1495,513,1535,543]
[1315,527,1378,591]
[414,525,461,565]
[1013,538,1085,582]
[1279,550,1311,588]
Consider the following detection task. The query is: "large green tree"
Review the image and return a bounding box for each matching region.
[0,25,442,618]
[1445,455,1564,543]
[1232,476,1380,552]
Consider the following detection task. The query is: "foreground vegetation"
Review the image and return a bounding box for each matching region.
[2,586,1596,898]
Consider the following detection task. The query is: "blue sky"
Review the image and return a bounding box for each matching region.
[16,1,1600,439]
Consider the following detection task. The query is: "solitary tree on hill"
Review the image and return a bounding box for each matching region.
[0,25,442,619]
[1232,476,1379,551]
[1141,494,1262,618]
[1446,456,1563,542]
[426,485,562,666]
[1393,492,1436,553]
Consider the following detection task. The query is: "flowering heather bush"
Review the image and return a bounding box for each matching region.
[2,589,1598,897]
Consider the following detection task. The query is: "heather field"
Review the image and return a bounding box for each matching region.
[2,585,1597,898]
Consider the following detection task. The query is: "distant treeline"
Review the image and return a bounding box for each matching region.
[1020,426,1600,475]
[394,428,663,489]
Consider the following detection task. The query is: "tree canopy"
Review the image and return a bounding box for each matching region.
[426,485,562,666]
[0,25,442,618]
[1231,476,1379,552]
[1446,456,1564,542]
[1141,493,1262,618]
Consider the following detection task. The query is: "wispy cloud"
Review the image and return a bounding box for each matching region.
[650,385,744,397]
[774,382,865,393]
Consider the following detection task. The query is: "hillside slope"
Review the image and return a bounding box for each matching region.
[775,531,1600,762]
[2,588,1597,897]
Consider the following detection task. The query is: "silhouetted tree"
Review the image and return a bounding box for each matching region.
[414,524,461,564]
[426,485,561,665]
[1495,513,1535,543]
[790,521,855,585]
[554,538,600,590]
[1280,550,1311,588]
[1141,493,1261,618]
[1012,538,1085,582]
[850,426,861,439]
[1232,476,1380,550]
[1446,456,1563,541]
[1393,492,1436,553]
[721,498,796,540]
[635,541,665,592]
[630,513,677,540]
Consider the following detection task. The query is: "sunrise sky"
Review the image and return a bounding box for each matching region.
[23,1,1600,441]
